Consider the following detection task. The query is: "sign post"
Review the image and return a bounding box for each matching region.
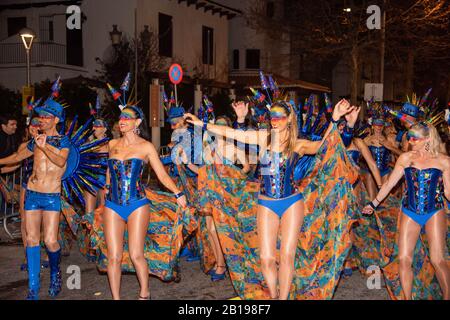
[22,85,35,115]
[168,63,183,106]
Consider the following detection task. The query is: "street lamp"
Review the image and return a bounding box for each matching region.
[19,28,36,87]
[343,8,351,12]
[110,25,122,46]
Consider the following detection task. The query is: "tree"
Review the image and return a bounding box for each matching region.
[95,26,167,119]
[247,0,450,104]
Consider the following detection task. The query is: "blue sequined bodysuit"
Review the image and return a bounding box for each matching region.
[347,150,361,166]
[258,151,303,218]
[402,167,445,227]
[369,145,391,177]
[105,158,149,221]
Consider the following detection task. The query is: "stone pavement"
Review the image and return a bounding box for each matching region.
[0,220,389,300]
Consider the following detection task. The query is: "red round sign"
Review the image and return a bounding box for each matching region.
[169,64,183,85]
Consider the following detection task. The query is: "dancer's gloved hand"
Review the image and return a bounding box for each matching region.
[345,106,361,128]
[183,113,202,127]
[332,99,355,122]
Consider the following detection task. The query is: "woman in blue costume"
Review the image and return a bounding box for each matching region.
[83,98,109,215]
[337,119,384,277]
[363,122,450,299]
[184,99,354,300]
[363,117,402,199]
[200,115,252,281]
[104,105,187,300]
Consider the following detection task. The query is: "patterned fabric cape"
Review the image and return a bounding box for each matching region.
[198,124,359,299]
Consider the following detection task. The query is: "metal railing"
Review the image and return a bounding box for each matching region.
[0,42,67,65]
[0,168,23,240]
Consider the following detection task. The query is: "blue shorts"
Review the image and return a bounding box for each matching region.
[24,190,61,212]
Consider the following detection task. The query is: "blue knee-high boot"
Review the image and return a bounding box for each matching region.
[47,248,62,298]
[26,246,41,300]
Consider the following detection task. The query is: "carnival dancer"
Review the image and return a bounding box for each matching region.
[0,99,69,300]
[363,122,450,300]
[84,95,109,215]
[201,115,252,281]
[101,83,188,299]
[363,110,402,199]
[161,93,203,267]
[184,98,354,300]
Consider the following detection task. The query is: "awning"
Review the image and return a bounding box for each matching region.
[230,72,331,93]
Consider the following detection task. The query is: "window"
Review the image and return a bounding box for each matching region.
[49,21,54,42]
[202,26,214,65]
[7,17,27,37]
[159,13,173,57]
[232,49,239,69]
[39,16,54,42]
[246,49,260,69]
[267,1,275,18]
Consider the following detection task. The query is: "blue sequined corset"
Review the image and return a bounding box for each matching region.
[369,146,391,173]
[347,150,361,165]
[403,167,444,215]
[107,158,146,205]
[259,151,299,199]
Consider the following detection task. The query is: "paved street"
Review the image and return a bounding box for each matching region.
[0,221,389,300]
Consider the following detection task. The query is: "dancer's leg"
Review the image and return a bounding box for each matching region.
[25,210,43,247]
[43,210,62,298]
[257,206,280,299]
[364,172,377,200]
[425,211,450,300]
[84,191,97,215]
[25,210,43,299]
[42,211,61,252]
[19,187,27,249]
[127,205,150,299]
[103,208,125,300]
[278,200,304,300]
[398,213,421,300]
[206,215,226,273]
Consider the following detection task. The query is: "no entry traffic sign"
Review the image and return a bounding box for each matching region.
[169,64,183,85]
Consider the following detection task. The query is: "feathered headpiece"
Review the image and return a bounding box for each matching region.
[297,94,333,140]
[384,89,443,127]
[89,95,108,128]
[162,88,185,123]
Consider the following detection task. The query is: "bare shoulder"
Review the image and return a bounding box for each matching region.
[294,138,308,154]
[439,154,450,170]
[141,139,157,152]
[397,151,413,165]
[108,138,120,149]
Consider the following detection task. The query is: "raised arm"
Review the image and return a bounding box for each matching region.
[295,100,356,155]
[184,113,266,146]
[0,146,33,166]
[355,138,383,187]
[380,137,403,156]
[362,153,410,214]
[35,135,69,168]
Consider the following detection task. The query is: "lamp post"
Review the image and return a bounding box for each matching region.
[19,28,36,87]
[110,24,123,47]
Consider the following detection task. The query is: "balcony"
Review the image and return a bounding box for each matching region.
[0,42,82,67]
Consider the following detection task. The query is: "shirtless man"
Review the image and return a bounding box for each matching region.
[0,100,69,300]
